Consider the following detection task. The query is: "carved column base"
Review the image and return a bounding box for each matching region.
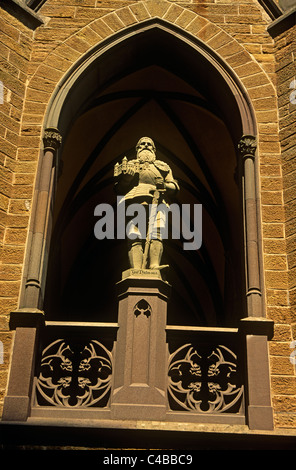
[111,275,170,421]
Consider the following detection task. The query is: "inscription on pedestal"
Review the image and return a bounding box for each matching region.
[122,268,162,280]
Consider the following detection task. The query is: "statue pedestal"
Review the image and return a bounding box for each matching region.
[110,271,170,421]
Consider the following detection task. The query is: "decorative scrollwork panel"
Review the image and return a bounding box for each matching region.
[35,339,113,408]
[168,343,243,413]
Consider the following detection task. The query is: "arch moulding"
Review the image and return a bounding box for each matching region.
[3,1,275,431]
[16,1,275,328]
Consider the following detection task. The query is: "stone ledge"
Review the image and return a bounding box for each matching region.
[9,308,45,329]
[1,419,296,450]
[239,316,274,340]
[0,0,44,30]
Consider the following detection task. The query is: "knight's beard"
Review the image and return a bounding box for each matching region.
[137,149,156,162]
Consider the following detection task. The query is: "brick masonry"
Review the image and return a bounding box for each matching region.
[0,0,295,430]
[273,20,296,429]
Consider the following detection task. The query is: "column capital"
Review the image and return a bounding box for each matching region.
[43,127,62,153]
[238,134,257,158]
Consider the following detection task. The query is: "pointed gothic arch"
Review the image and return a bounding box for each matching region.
[4,9,275,431]
[18,17,265,327]
[44,17,258,139]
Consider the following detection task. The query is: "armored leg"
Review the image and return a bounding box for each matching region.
[128,240,144,269]
[149,239,163,269]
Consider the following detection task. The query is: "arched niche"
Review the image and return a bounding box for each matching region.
[21,19,263,328]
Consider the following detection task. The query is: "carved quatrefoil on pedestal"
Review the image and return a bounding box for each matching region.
[133,299,152,317]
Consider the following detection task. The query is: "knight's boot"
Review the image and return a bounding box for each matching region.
[128,240,143,269]
[149,239,163,269]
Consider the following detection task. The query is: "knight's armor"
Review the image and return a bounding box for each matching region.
[114,158,179,204]
[114,143,179,270]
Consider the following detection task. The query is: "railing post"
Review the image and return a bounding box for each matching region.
[111,273,170,420]
[240,318,274,430]
[2,328,38,421]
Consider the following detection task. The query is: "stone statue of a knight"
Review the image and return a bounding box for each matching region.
[114,137,179,270]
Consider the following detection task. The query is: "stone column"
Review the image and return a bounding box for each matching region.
[10,128,62,328]
[3,128,62,422]
[24,128,62,309]
[111,272,170,420]
[238,135,274,430]
[238,135,262,318]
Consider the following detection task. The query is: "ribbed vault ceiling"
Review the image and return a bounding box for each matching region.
[45,63,243,327]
